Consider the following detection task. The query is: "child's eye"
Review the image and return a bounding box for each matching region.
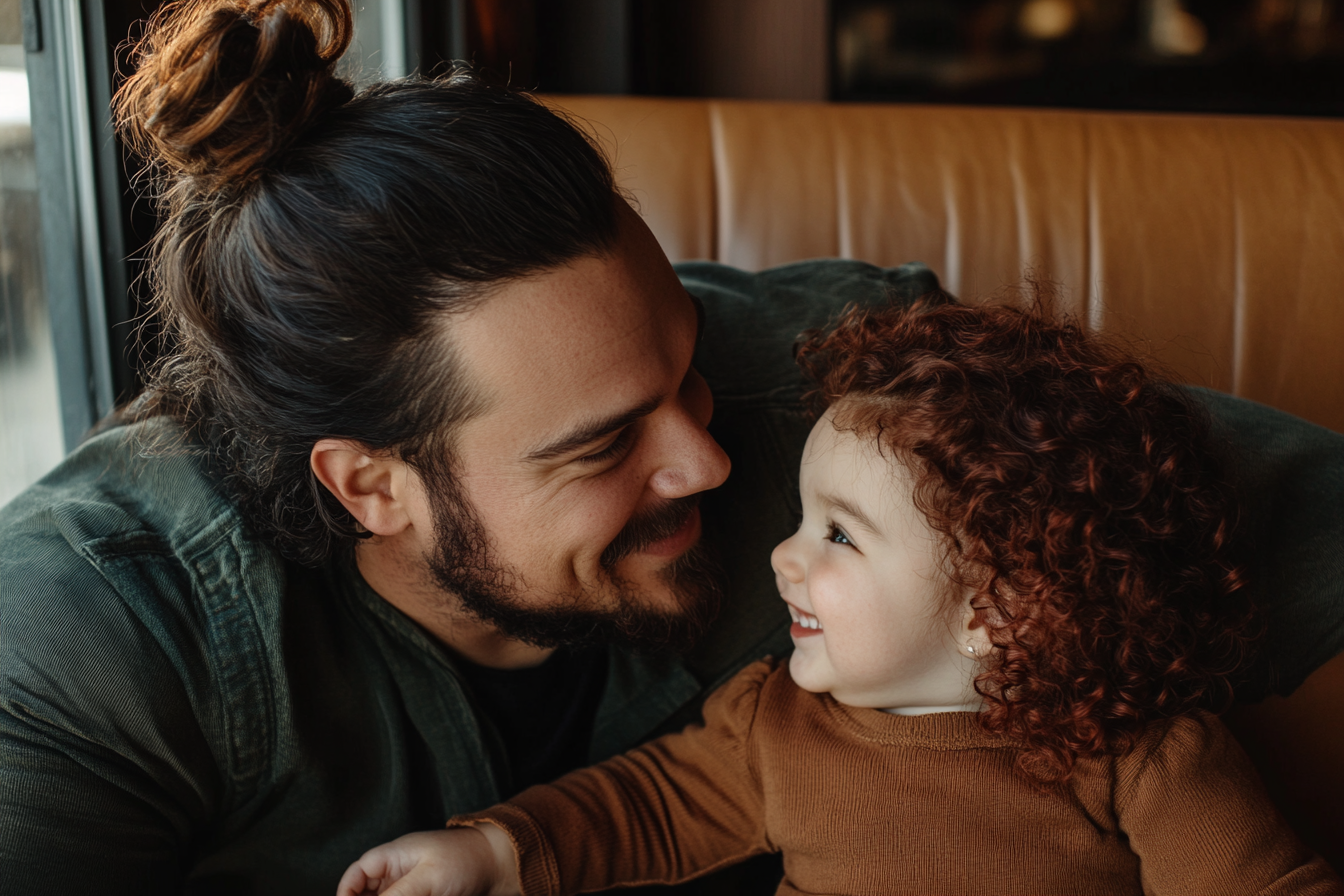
[826,523,854,547]
[577,427,636,465]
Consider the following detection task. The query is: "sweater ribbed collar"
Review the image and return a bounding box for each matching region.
[824,696,1013,751]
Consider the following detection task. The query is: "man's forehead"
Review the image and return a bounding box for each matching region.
[457,277,687,385]
[447,254,697,454]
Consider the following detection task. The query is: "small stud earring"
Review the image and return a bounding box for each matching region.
[965,643,978,657]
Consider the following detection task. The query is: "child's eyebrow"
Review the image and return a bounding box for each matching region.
[821,492,885,540]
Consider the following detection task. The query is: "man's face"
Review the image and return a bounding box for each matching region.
[420,204,731,652]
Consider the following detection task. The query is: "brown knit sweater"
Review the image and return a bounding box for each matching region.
[454,659,1342,895]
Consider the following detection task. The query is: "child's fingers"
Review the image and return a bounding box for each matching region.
[335,862,367,896]
[378,862,455,896]
[336,829,498,896]
[336,849,393,896]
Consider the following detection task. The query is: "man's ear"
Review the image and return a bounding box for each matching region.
[310,439,413,537]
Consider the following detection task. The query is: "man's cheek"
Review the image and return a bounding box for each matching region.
[568,475,648,542]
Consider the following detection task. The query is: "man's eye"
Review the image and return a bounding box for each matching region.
[577,427,636,465]
[826,523,853,547]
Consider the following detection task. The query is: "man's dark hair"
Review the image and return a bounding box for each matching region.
[115,0,621,564]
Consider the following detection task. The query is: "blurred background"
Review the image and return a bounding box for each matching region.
[3,0,1343,503]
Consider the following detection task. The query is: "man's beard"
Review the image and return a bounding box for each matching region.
[424,470,724,656]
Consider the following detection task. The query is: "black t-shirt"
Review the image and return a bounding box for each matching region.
[454,645,609,795]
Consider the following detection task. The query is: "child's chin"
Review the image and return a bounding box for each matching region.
[786,653,830,694]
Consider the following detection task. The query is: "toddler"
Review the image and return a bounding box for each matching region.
[338,299,1342,895]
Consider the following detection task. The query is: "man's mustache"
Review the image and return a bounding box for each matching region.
[600,495,702,568]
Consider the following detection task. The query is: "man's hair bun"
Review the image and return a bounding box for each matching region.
[116,0,354,189]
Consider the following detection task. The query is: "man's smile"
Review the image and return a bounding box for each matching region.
[639,505,702,559]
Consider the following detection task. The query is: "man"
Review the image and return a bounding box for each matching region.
[311,201,731,673]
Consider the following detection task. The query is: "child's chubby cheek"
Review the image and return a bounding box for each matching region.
[782,575,862,697]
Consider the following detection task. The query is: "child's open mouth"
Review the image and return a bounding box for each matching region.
[786,603,824,638]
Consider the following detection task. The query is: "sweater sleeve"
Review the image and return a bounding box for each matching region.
[1116,711,1342,895]
[451,659,777,896]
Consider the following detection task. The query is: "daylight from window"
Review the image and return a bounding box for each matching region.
[0,53,63,507]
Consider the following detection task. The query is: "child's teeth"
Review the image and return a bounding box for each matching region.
[788,604,822,631]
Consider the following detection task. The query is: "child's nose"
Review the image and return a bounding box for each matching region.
[771,535,805,585]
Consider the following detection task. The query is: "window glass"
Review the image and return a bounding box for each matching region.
[0,38,62,507]
[0,0,410,510]
[345,0,408,85]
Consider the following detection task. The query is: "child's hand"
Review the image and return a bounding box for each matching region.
[336,824,520,896]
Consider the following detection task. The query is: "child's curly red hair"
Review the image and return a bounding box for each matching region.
[795,297,1257,782]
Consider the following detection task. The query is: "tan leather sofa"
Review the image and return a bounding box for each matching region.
[551,95,1344,867]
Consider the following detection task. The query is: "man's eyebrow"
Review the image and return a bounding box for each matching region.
[525,395,664,462]
[820,492,885,539]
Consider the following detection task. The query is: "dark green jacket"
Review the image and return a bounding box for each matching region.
[1,261,1341,895]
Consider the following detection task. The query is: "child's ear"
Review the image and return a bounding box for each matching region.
[961,588,995,659]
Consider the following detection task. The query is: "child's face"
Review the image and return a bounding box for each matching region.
[771,409,981,711]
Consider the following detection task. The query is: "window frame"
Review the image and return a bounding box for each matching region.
[22,0,129,451]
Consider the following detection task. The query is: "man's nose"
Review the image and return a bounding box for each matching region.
[645,406,731,499]
[771,534,805,585]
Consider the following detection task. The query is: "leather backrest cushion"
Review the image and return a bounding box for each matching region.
[552,96,1344,436]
